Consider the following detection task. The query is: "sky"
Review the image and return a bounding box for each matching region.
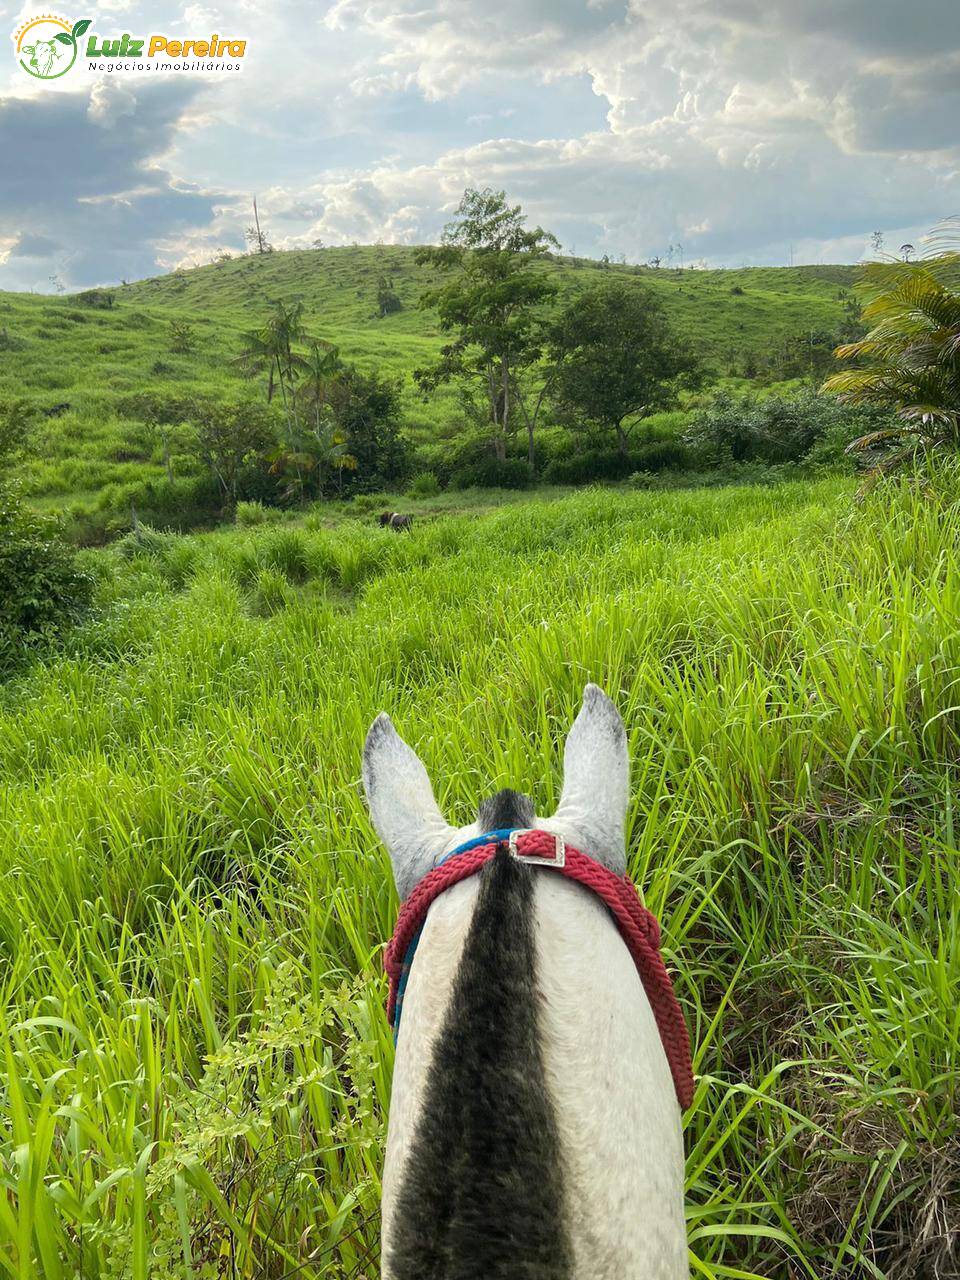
[1,0,958,290]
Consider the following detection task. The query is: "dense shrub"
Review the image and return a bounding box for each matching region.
[332,369,410,492]
[75,288,116,309]
[683,388,896,468]
[236,500,285,526]
[543,440,689,484]
[0,489,93,668]
[450,456,533,490]
[407,471,440,497]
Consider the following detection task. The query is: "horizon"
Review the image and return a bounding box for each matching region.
[2,241,873,298]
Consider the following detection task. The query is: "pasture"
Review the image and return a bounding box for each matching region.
[0,250,857,522]
[0,473,956,1278]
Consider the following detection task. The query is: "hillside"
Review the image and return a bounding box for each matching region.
[0,247,859,520]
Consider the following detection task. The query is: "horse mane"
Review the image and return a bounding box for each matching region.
[385,843,572,1280]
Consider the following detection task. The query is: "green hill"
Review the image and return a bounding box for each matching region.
[0,246,859,523]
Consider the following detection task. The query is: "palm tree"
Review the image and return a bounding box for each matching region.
[297,341,343,431]
[822,252,960,473]
[235,299,309,417]
[267,412,356,500]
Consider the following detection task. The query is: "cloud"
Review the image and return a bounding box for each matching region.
[298,0,960,264]
[0,79,222,288]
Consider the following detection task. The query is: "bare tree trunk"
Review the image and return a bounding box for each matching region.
[615,419,629,456]
[253,197,264,254]
[486,364,507,463]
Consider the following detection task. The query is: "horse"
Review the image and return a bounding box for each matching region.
[362,684,690,1279]
[378,512,414,531]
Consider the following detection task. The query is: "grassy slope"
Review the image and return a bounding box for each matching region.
[0,475,956,1277]
[0,249,857,510]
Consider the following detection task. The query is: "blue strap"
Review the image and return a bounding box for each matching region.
[393,829,519,1040]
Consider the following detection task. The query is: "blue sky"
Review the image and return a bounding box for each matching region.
[1,0,958,289]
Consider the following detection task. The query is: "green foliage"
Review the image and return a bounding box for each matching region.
[549,281,701,452]
[450,455,533,489]
[332,367,409,490]
[823,254,960,473]
[415,188,559,461]
[0,250,861,527]
[407,470,440,497]
[75,287,116,308]
[0,399,93,664]
[683,387,895,467]
[169,318,196,354]
[542,439,689,483]
[0,490,93,667]
[0,325,26,352]
[235,498,285,526]
[192,399,280,503]
[376,274,403,317]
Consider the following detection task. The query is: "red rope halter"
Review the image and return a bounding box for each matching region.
[385,828,695,1110]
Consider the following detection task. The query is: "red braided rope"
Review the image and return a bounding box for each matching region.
[385,829,695,1110]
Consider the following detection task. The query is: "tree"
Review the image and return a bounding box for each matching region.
[193,401,279,503]
[267,415,357,501]
[330,367,408,487]
[548,282,701,454]
[297,342,343,431]
[870,230,885,256]
[377,275,402,317]
[245,197,273,255]
[822,255,960,473]
[414,188,558,464]
[235,299,309,416]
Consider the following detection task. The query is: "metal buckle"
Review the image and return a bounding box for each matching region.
[508,828,566,868]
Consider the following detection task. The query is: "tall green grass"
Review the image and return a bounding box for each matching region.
[0,474,957,1277]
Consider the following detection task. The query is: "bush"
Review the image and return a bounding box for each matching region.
[0,489,93,668]
[450,457,533,490]
[235,500,285,526]
[75,288,116,309]
[542,441,688,484]
[682,388,896,468]
[407,471,440,498]
[169,319,195,354]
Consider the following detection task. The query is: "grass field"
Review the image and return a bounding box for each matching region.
[0,249,858,519]
[1,472,956,1278]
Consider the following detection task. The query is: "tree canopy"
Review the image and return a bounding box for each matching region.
[549,282,701,452]
[414,188,558,463]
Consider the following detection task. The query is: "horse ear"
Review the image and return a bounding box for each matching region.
[363,714,457,899]
[542,684,629,873]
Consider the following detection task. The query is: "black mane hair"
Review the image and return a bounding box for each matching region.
[386,842,572,1280]
[477,787,535,832]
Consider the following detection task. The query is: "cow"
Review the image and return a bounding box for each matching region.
[378,512,414,531]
